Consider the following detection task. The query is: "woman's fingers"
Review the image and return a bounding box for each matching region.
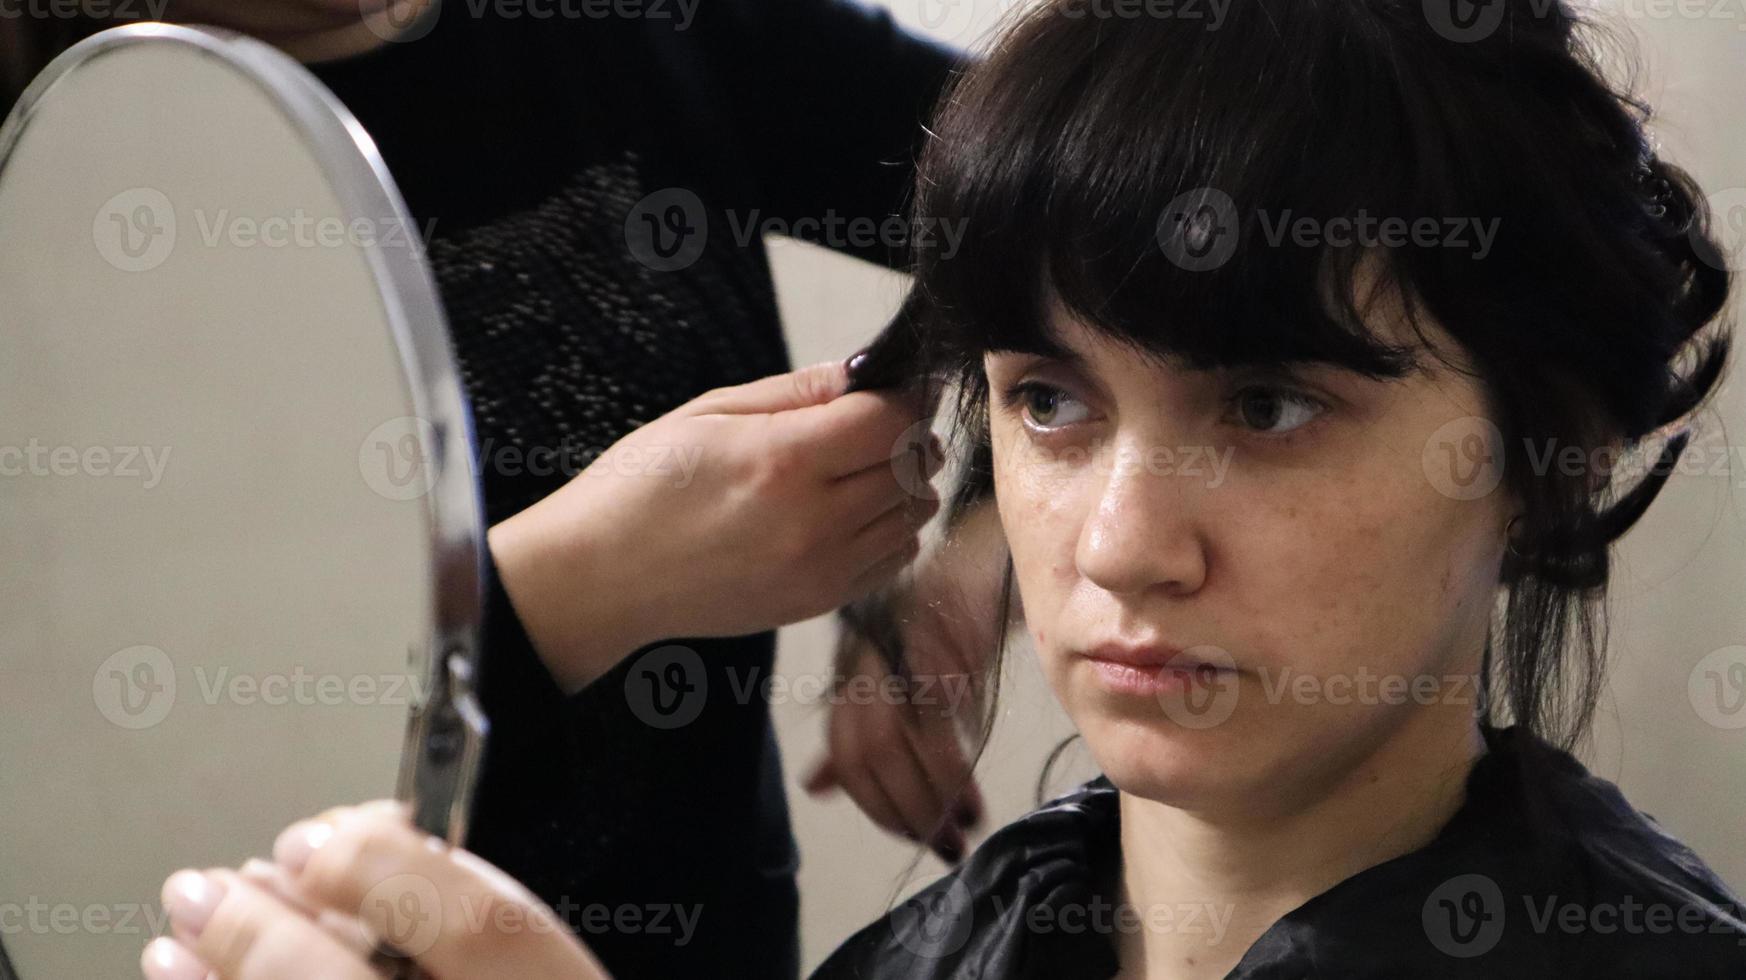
[161,869,381,980]
[235,858,378,959]
[141,936,214,980]
[277,805,609,980]
[146,799,612,980]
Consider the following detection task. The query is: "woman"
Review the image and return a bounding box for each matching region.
[814,0,1746,974]
[145,0,1746,976]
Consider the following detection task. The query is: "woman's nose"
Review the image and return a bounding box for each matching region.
[1074,440,1209,598]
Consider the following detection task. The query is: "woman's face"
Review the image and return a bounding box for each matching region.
[986,291,1516,818]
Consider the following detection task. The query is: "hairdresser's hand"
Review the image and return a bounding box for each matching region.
[491,359,943,694]
[803,500,1011,863]
[142,801,609,980]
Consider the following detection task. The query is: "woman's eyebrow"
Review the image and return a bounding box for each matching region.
[1008,316,1105,369]
[987,343,1090,373]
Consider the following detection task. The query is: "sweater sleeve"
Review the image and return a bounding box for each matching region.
[461,541,583,848]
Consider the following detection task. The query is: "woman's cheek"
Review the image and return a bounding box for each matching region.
[1210,483,1392,676]
[997,443,1087,574]
[997,470,1087,692]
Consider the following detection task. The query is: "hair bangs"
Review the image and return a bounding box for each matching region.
[907,0,1492,386]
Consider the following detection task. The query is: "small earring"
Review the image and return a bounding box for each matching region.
[1505,514,1531,559]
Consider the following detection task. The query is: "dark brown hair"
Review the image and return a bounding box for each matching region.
[864,0,1733,764]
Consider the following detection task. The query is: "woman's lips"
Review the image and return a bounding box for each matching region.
[1078,643,1238,697]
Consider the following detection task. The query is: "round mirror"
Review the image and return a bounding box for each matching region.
[0,23,485,979]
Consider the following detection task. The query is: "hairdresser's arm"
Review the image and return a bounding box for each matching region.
[488,360,941,695]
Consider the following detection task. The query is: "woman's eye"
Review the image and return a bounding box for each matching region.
[1007,381,1092,430]
[1228,385,1324,436]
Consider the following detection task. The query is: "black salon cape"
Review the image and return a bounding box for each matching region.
[811,725,1746,978]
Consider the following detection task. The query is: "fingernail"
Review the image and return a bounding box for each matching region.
[141,936,208,980]
[933,838,964,865]
[239,857,293,896]
[239,857,275,880]
[273,820,334,875]
[844,348,870,382]
[162,871,224,940]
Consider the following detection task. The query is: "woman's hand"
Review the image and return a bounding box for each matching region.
[803,499,1012,862]
[490,359,943,694]
[143,801,608,980]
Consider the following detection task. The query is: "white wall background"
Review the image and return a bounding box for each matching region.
[765,1,1746,970]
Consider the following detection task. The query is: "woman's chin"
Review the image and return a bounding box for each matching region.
[1073,709,1264,810]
